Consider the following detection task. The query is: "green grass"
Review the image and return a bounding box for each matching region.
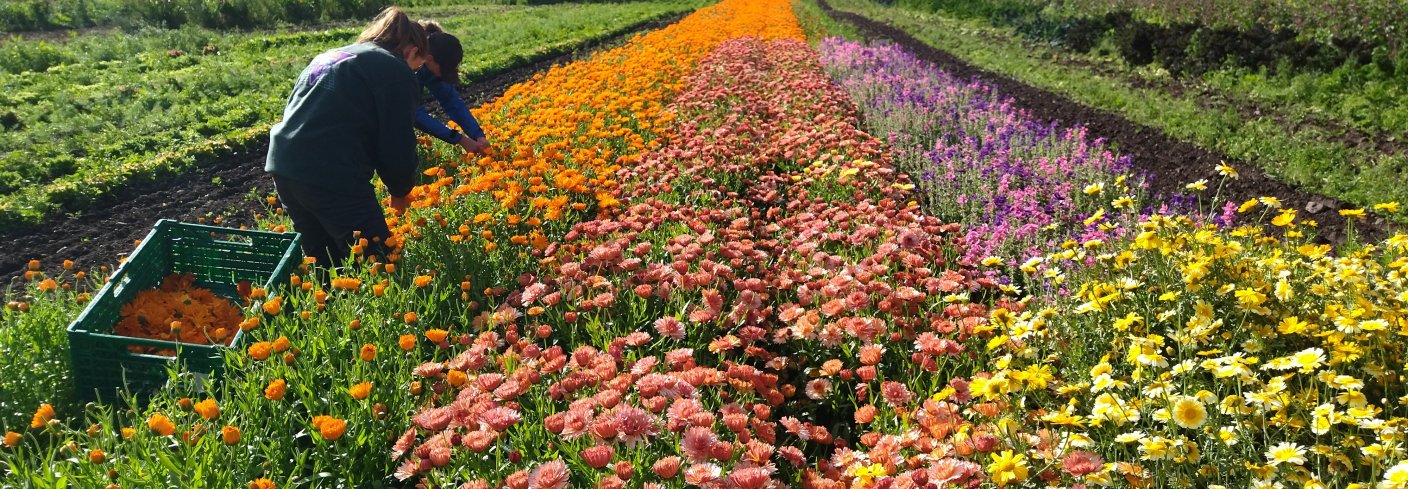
[791,0,858,43]
[0,1,701,230]
[824,0,1408,223]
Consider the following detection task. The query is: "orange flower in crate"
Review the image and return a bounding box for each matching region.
[111,273,244,350]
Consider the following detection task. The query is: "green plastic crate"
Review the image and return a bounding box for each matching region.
[67,219,301,403]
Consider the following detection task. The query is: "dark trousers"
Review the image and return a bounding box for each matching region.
[272,175,392,269]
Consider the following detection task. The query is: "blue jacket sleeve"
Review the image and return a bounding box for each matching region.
[414,105,461,144]
[425,76,486,140]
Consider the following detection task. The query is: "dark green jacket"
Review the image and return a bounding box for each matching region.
[266,42,419,198]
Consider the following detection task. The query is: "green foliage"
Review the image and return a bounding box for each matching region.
[0,1,699,230]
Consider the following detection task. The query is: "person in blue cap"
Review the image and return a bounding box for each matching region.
[417,21,489,154]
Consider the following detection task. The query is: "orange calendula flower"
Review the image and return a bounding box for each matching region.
[425,329,449,343]
[271,336,291,353]
[348,382,372,400]
[311,415,347,441]
[413,275,433,288]
[398,334,417,351]
[261,296,283,316]
[147,413,176,436]
[247,342,273,361]
[359,343,376,362]
[88,449,106,463]
[403,311,418,324]
[331,277,361,290]
[221,425,241,445]
[29,403,55,429]
[265,379,287,401]
[193,399,220,420]
[3,431,20,447]
[447,370,467,387]
[372,283,387,297]
[120,427,135,439]
[249,478,276,489]
[37,278,58,292]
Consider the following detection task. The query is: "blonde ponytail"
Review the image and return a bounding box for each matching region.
[357,7,428,55]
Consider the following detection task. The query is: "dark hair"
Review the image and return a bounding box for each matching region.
[357,7,428,55]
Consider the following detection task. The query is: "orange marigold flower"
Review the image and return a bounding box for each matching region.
[147,413,176,436]
[425,329,449,343]
[249,478,276,489]
[265,379,287,401]
[271,336,291,353]
[3,431,20,447]
[348,382,373,400]
[88,448,106,463]
[222,425,241,445]
[247,342,273,361]
[414,275,433,288]
[398,334,417,351]
[239,317,261,332]
[193,399,220,420]
[29,403,55,429]
[26,259,39,271]
[37,279,57,292]
[372,283,387,297]
[261,296,283,316]
[331,277,362,290]
[120,427,135,439]
[447,369,467,387]
[359,343,376,362]
[403,311,418,324]
[311,415,347,441]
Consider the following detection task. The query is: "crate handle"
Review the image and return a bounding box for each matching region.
[109,269,133,298]
[200,229,254,247]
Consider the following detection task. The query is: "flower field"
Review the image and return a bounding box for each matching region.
[4,0,1408,487]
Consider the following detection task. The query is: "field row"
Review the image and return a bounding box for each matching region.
[0,1,701,229]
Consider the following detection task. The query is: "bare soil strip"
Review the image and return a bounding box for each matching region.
[0,14,684,287]
[818,0,1395,246]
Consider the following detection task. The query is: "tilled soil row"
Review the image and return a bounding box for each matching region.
[0,13,686,287]
[817,0,1396,246]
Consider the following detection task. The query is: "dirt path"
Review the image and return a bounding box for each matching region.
[818,0,1395,245]
[0,14,683,288]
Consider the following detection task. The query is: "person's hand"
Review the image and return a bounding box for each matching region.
[458,136,490,154]
[389,194,410,215]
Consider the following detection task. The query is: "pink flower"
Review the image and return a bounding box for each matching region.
[881,381,914,407]
[805,378,832,400]
[680,426,719,462]
[654,317,686,340]
[614,405,659,447]
[480,406,522,431]
[413,406,453,431]
[582,444,615,469]
[1062,450,1104,476]
[683,463,722,486]
[652,456,683,478]
[728,467,773,489]
[464,430,496,453]
[528,460,569,489]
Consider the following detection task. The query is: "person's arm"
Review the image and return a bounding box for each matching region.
[414,104,463,144]
[373,63,420,200]
[426,77,486,141]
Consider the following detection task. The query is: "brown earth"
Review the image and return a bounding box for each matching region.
[818,0,1397,246]
[0,14,684,289]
